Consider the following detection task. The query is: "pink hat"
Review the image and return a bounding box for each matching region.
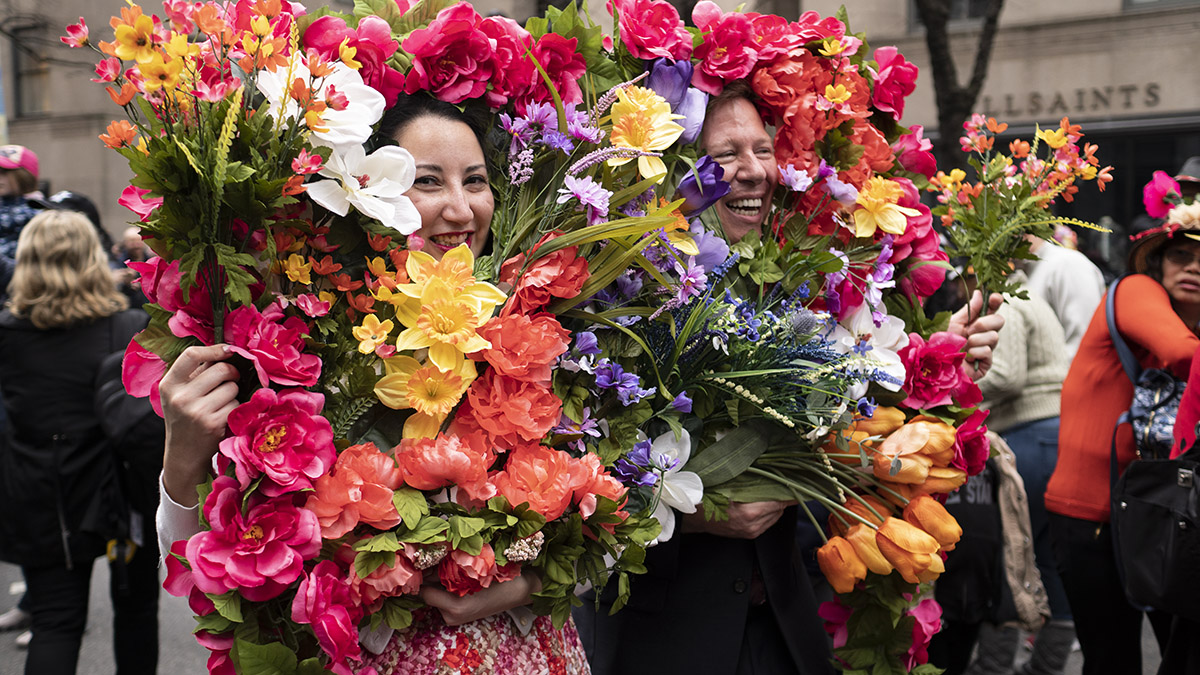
[0,145,38,179]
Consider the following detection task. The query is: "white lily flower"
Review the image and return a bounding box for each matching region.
[257,56,384,150]
[648,428,704,544]
[827,301,909,399]
[306,144,422,235]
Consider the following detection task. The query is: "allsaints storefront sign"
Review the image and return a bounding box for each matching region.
[979,82,1161,121]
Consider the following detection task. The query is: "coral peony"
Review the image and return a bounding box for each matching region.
[609,0,693,61]
[185,477,321,601]
[689,5,759,96]
[492,442,577,521]
[455,369,562,450]
[305,442,404,538]
[568,452,628,521]
[437,543,521,596]
[292,560,364,674]
[898,331,981,409]
[225,301,322,388]
[348,549,423,612]
[473,312,571,385]
[218,388,336,496]
[401,3,493,104]
[499,233,591,315]
[393,432,496,503]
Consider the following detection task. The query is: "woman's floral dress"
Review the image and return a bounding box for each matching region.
[361,608,591,675]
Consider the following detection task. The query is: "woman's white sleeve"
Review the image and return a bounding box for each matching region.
[157,471,201,558]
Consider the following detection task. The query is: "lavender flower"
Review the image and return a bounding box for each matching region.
[818,160,858,205]
[509,147,535,185]
[552,408,603,452]
[780,164,814,192]
[568,147,661,177]
[614,439,658,487]
[689,221,731,272]
[500,113,535,155]
[647,58,691,109]
[574,331,601,356]
[557,174,612,225]
[594,359,657,406]
[677,88,708,144]
[615,270,644,298]
[674,259,708,304]
[671,391,693,413]
[542,129,575,153]
[674,155,731,218]
[565,104,604,144]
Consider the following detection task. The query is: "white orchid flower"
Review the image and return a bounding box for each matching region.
[648,428,704,544]
[306,144,422,235]
[827,301,910,399]
[257,57,384,150]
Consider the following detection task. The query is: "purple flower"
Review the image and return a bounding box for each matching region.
[647,58,691,109]
[856,397,878,418]
[674,259,708,304]
[552,408,602,452]
[500,113,535,155]
[677,88,708,144]
[557,175,612,225]
[689,221,731,272]
[594,359,657,406]
[671,391,693,413]
[674,155,731,218]
[522,101,556,129]
[779,164,813,192]
[615,270,644,298]
[824,174,858,206]
[542,129,575,153]
[574,331,601,356]
[614,439,658,487]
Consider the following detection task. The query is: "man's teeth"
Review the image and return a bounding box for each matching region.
[430,233,470,247]
[727,198,762,214]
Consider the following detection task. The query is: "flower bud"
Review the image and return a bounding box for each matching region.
[852,406,906,436]
[903,495,962,552]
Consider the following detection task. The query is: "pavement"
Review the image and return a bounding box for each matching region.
[0,559,1164,674]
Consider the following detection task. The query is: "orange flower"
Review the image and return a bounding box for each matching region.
[568,452,628,522]
[878,417,957,467]
[348,548,422,612]
[1009,139,1030,158]
[473,313,571,385]
[875,517,945,584]
[873,451,932,484]
[393,432,494,503]
[454,370,561,450]
[99,120,137,149]
[985,118,1008,134]
[310,255,343,276]
[816,536,867,594]
[910,466,968,496]
[491,443,576,521]
[194,4,228,36]
[851,406,906,437]
[903,495,963,552]
[107,82,138,106]
[845,523,893,575]
[305,442,403,539]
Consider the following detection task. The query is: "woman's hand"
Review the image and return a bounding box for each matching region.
[948,290,1006,380]
[419,570,542,626]
[680,500,791,539]
[160,344,240,507]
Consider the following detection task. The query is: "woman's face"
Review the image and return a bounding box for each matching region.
[393,116,494,260]
[1160,238,1200,311]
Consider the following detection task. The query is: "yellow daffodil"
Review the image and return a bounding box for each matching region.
[375,355,477,439]
[1037,126,1069,149]
[852,177,922,238]
[138,54,184,94]
[609,110,685,182]
[399,245,506,312]
[393,277,492,372]
[611,85,672,120]
[282,253,312,285]
[353,313,394,354]
[114,13,157,64]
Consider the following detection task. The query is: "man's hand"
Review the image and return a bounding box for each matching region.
[680,501,791,539]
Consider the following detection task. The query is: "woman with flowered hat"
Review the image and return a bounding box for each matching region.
[1045,195,1200,674]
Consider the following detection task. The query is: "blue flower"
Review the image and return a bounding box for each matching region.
[674,155,731,218]
[595,359,657,406]
[856,397,878,418]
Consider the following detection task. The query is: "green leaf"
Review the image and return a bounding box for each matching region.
[380,599,415,631]
[355,550,394,579]
[296,658,326,675]
[210,591,243,622]
[398,515,449,544]
[354,531,402,552]
[392,487,429,526]
[684,423,777,487]
[231,640,298,675]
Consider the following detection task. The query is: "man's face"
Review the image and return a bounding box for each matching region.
[700,97,779,243]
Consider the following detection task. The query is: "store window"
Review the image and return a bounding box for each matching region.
[10,22,49,117]
[909,0,991,31]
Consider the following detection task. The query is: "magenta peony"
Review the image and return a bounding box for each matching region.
[401,2,494,104]
[609,0,693,61]
[303,16,406,106]
[479,16,537,108]
[218,387,336,496]
[185,477,321,602]
[872,46,918,121]
[292,560,364,675]
[952,408,991,476]
[127,256,214,343]
[905,597,943,670]
[818,597,853,650]
[690,4,759,96]
[529,33,588,106]
[898,331,981,409]
[1144,170,1182,219]
[224,301,322,388]
[121,337,167,416]
[892,125,937,180]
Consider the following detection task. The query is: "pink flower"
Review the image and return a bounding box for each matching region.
[905,598,942,669]
[349,548,423,612]
[163,539,219,618]
[393,432,496,503]
[218,388,336,496]
[294,293,330,317]
[818,597,853,650]
[306,442,404,539]
[437,544,520,596]
[92,57,121,83]
[291,149,323,175]
[792,11,848,44]
[609,0,693,61]
[889,177,934,262]
[225,301,322,388]
[892,125,937,179]
[126,256,214,343]
[952,408,990,477]
[898,331,981,410]
[871,46,918,121]
[196,630,236,675]
[1144,170,1181,219]
[401,3,494,104]
[690,3,758,96]
[491,443,577,521]
[746,13,794,63]
[163,0,199,33]
[185,476,321,601]
[61,18,88,48]
[121,337,167,416]
[303,15,405,106]
[568,452,628,521]
[292,560,364,674]
[479,16,537,108]
[118,185,163,222]
[529,34,588,107]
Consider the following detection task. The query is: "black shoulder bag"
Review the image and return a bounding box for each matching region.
[1105,276,1200,620]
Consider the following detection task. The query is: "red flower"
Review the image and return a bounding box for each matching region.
[474,312,571,385]
[402,2,494,104]
[892,125,937,180]
[303,15,406,106]
[225,301,322,388]
[492,443,577,521]
[690,5,759,96]
[529,33,587,107]
[609,0,693,61]
[454,370,562,450]
[480,16,537,108]
[898,332,982,410]
[499,233,590,315]
[348,549,423,612]
[437,543,520,596]
[393,432,496,503]
[305,442,404,539]
[952,408,991,477]
[292,560,364,672]
[871,46,919,121]
[1144,170,1182,219]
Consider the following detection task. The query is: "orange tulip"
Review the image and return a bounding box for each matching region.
[876,517,945,584]
[845,523,893,575]
[903,495,963,552]
[912,466,968,496]
[852,406,906,436]
[828,495,891,538]
[878,418,956,468]
[878,481,918,508]
[873,451,932,484]
[817,536,868,594]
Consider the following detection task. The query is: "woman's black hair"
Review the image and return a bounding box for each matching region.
[376,93,492,157]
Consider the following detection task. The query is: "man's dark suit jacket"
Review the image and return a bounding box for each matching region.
[574,507,834,675]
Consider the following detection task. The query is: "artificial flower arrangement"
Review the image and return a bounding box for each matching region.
[68,1,704,674]
[931,114,1113,300]
[1143,165,1200,225]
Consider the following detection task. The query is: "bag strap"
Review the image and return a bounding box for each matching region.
[1105,276,1142,384]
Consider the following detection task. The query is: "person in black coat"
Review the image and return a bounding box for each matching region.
[0,210,159,675]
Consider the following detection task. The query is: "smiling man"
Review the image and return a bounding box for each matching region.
[700,81,779,243]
